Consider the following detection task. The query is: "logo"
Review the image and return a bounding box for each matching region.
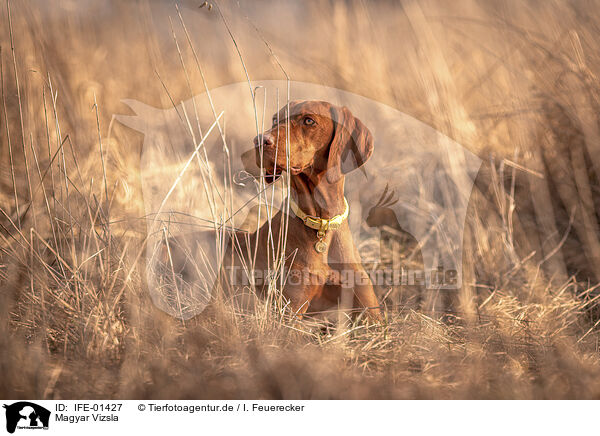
[3,402,50,433]
[114,80,481,319]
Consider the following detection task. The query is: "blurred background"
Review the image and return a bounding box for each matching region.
[2,0,600,399]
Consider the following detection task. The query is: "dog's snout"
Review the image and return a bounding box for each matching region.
[254,133,274,148]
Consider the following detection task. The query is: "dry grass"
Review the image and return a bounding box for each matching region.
[2,0,600,399]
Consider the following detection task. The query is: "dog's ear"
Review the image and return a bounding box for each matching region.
[326,106,374,184]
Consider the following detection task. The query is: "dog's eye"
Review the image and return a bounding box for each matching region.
[272,118,277,126]
[303,117,315,126]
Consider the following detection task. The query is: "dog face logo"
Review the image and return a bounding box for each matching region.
[3,402,50,433]
[115,80,481,319]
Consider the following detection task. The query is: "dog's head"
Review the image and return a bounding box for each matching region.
[252,100,373,184]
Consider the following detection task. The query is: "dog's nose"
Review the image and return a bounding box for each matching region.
[254,134,274,148]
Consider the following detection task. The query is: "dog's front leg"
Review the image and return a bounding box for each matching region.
[281,268,326,318]
[350,267,381,321]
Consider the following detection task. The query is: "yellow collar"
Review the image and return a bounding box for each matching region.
[288,196,349,232]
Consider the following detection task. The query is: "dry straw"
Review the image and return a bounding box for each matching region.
[1,0,600,399]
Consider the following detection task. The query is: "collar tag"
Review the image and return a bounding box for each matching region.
[288,197,349,253]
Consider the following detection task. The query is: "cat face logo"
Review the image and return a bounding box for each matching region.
[3,402,50,433]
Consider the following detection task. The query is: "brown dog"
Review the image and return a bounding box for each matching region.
[166,101,381,320]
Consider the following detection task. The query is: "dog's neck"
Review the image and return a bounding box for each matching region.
[290,172,346,219]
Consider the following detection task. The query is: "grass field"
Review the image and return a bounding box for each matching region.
[2,0,600,399]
